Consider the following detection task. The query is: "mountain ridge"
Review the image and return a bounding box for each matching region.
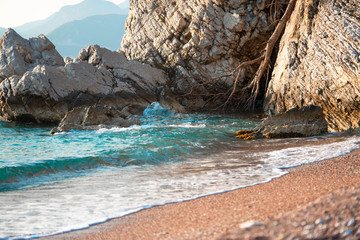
[0,28,5,37]
[15,0,126,38]
[48,14,127,58]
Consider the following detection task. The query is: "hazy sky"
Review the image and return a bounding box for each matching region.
[0,0,127,28]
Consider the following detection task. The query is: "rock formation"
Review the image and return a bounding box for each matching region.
[0,29,64,81]
[2,0,360,135]
[264,0,360,132]
[121,0,360,134]
[235,105,328,139]
[50,103,142,134]
[255,105,328,138]
[121,0,282,109]
[0,29,184,130]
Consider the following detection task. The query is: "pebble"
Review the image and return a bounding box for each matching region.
[239,220,262,229]
[315,218,324,224]
[293,222,301,227]
[346,218,356,227]
[342,229,352,237]
[304,224,314,231]
[219,188,360,240]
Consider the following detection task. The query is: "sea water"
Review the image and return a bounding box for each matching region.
[0,102,359,239]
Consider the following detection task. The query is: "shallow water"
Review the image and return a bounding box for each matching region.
[0,103,359,239]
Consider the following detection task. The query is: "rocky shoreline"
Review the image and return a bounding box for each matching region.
[0,29,184,133]
[1,1,360,239]
[1,0,360,137]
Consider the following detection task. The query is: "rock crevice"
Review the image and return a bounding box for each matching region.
[121,0,282,109]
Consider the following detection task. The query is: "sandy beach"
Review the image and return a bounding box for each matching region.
[46,148,360,240]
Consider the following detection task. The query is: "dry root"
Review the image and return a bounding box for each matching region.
[242,0,297,110]
[182,0,297,111]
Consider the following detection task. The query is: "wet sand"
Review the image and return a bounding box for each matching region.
[46,148,360,240]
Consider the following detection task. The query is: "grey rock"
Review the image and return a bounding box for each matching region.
[0,28,64,81]
[264,0,360,132]
[255,106,328,138]
[50,103,142,134]
[223,13,245,32]
[0,30,185,130]
[51,97,183,134]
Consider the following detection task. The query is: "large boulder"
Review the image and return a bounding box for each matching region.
[121,0,282,109]
[255,105,328,138]
[0,28,64,81]
[0,30,185,129]
[50,102,142,134]
[235,105,328,139]
[264,0,360,132]
[0,62,116,123]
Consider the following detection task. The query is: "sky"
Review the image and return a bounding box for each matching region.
[0,0,127,28]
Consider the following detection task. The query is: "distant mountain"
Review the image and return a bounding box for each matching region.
[0,27,5,37]
[118,1,129,14]
[15,0,126,38]
[48,14,127,58]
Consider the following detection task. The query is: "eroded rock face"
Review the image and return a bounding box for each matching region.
[121,0,281,109]
[264,0,360,132]
[0,30,184,128]
[0,28,64,81]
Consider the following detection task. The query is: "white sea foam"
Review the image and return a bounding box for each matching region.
[95,124,144,133]
[167,123,206,128]
[1,108,358,239]
[95,122,206,134]
[262,136,360,168]
[0,134,359,239]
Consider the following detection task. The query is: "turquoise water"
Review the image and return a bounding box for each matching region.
[0,104,256,191]
[0,103,359,239]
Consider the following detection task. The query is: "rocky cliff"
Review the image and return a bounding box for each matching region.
[121,0,282,110]
[2,0,360,135]
[122,0,360,133]
[264,0,360,132]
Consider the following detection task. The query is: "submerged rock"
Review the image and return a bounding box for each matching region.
[264,0,360,132]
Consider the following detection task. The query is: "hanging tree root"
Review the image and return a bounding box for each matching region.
[183,0,297,110]
[184,55,263,107]
[223,56,264,108]
[243,0,297,110]
[219,0,297,110]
